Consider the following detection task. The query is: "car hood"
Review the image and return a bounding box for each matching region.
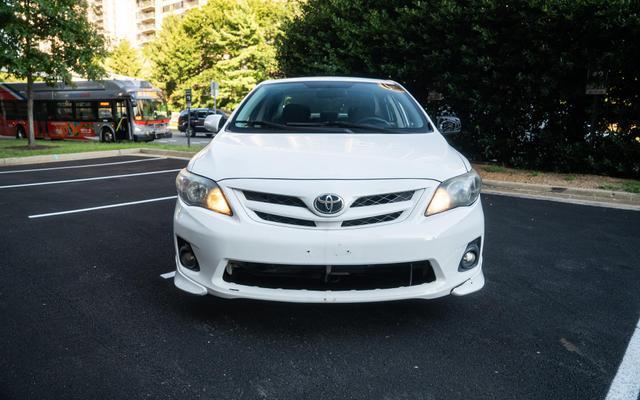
[189,132,467,182]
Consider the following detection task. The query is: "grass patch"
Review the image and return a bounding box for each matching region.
[621,181,640,193]
[0,138,204,159]
[598,182,640,194]
[483,164,508,173]
[527,171,540,177]
[564,175,576,181]
[599,183,619,191]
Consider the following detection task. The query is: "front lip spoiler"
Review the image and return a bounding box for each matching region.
[450,271,485,296]
[174,261,207,296]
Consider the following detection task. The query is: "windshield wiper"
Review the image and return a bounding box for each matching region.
[286,121,392,133]
[234,120,295,130]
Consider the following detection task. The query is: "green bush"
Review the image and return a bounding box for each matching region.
[276,0,640,178]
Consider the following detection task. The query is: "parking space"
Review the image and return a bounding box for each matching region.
[156,131,212,147]
[0,157,639,400]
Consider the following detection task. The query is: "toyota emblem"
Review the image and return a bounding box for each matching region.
[313,194,344,215]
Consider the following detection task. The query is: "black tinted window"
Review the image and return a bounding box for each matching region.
[229,81,431,134]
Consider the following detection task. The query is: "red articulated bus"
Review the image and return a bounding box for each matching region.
[0,79,171,142]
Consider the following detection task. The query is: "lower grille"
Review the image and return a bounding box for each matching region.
[223,260,436,291]
[254,211,316,227]
[342,211,402,227]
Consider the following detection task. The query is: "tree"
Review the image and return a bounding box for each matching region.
[0,0,106,148]
[145,0,296,111]
[276,0,640,178]
[105,39,142,77]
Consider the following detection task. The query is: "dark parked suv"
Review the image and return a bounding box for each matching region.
[178,108,228,137]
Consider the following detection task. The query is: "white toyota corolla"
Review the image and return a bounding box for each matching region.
[173,77,484,303]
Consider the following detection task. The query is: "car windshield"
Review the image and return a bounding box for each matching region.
[135,98,169,121]
[228,81,432,133]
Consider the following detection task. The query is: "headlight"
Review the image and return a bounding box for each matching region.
[134,125,143,134]
[426,170,482,216]
[175,169,232,216]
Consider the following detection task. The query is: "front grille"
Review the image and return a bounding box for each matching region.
[254,211,316,227]
[243,190,306,208]
[341,211,402,227]
[351,190,414,207]
[223,260,436,290]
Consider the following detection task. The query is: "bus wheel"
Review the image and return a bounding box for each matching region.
[101,128,114,143]
[16,126,26,139]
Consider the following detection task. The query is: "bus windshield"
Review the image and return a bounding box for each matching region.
[135,98,169,121]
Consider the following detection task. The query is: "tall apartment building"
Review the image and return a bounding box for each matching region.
[87,0,208,48]
[87,0,137,46]
[137,0,208,46]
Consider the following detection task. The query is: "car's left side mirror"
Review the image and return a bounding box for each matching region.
[436,116,461,135]
[204,114,225,133]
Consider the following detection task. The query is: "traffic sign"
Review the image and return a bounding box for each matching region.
[585,70,607,95]
[210,81,219,98]
[185,88,192,105]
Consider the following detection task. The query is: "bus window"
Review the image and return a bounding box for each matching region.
[15,102,27,119]
[34,102,47,119]
[46,102,56,119]
[2,101,16,119]
[98,101,113,120]
[56,101,73,120]
[75,101,96,121]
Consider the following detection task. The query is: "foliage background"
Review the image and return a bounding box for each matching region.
[145,0,296,111]
[105,40,143,78]
[276,0,640,178]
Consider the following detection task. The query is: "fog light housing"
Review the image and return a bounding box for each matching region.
[459,237,481,271]
[177,237,199,271]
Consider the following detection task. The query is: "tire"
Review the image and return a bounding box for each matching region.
[187,127,197,138]
[101,128,114,143]
[206,133,213,138]
[16,125,26,139]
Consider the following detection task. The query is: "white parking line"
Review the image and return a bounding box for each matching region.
[28,195,177,219]
[0,157,165,174]
[605,317,640,400]
[0,169,181,189]
[160,271,176,279]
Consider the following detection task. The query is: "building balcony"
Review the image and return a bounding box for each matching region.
[137,32,156,45]
[137,0,155,11]
[136,12,155,22]
[138,22,156,34]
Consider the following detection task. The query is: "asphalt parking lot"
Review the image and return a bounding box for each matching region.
[0,155,639,400]
[156,130,213,146]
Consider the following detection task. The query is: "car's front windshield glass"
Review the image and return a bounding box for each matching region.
[228,81,432,133]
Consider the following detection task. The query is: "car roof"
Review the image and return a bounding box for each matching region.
[259,76,399,86]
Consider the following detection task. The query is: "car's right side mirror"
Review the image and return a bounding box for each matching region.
[436,116,461,135]
[204,114,225,133]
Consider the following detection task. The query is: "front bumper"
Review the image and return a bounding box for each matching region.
[154,130,172,139]
[133,129,172,141]
[133,133,154,142]
[173,195,485,303]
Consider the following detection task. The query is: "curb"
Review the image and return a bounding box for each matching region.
[0,148,142,166]
[138,148,198,159]
[482,179,640,209]
[0,148,199,166]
